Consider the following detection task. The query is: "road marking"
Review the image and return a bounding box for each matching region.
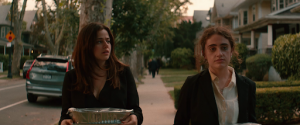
[0,99,27,111]
[0,84,25,92]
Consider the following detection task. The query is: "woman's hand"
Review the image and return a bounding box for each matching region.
[61,119,73,125]
[121,114,138,125]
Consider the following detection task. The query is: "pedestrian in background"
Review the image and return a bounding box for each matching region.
[59,22,143,125]
[148,59,152,75]
[174,26,257,125]
[148,59,158,78]
[156,58,161,75]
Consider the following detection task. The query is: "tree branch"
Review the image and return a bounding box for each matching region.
[42,0,56,53]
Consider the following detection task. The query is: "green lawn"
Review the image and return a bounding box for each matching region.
[159,69,198,76]
[160,68,198,87]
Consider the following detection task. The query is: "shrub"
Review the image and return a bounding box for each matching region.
[0,55,9,71]
[246,54,272,81]
[231,43,248,73]
[272,33,300,79]
[171,48,193,68]
[0,55,33,71]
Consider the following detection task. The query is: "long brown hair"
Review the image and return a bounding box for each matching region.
[199,26,241,66]
[72,22,126,94]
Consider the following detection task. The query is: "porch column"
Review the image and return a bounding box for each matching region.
[22,47,24,56]
[29,48,32,56]
[251,30,255,48]
[268,24,273,46]
[239,33,243,43]
[4,46,6,55]
[221,18,223,26]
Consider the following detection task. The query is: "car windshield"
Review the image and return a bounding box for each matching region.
[33,58,68,72]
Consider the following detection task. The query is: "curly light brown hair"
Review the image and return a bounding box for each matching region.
[199,26,241,67]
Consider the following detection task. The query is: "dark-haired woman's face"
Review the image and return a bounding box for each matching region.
[204,34,232,70]
[93,29,111,64]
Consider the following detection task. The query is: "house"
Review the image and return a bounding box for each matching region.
[193,10,210,28]
[232,0,300,55]
[0,5,38,56]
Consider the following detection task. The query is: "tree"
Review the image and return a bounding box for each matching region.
[11,0,29,76]
[40,0,80,55]
[79,0,113,31]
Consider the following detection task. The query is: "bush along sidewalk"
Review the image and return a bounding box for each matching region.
[173,81,300,124]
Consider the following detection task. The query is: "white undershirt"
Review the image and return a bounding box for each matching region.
[209,66,239,125]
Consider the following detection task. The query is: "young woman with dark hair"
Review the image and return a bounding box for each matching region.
[59,22,143,125]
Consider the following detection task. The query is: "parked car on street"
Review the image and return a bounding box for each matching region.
[25,55,73,103]
[22,60,34,79]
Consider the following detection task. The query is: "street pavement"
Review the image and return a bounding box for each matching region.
[0,78,61,125]
[138,73,176,125]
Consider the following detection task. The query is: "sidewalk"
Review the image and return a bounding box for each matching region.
[138,74,176,125]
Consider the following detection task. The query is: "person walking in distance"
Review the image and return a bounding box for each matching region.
[156,58,161,75]
[147,59,152,75]
[149,59,158,78]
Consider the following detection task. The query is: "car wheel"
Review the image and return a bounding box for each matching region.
[27,93,38,103]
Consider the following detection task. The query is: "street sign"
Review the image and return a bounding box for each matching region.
[6,42,11,47]
[5,30,15,42]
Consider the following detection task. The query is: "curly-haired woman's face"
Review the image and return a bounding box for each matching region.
[94,29,111,63]
[204,34,232,70]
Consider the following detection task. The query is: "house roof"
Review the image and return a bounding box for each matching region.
[215,0,243,17]
[193,10,210,28]
[23,10,37,31]
[0,5,37,31]
[231,0,268,11]
[269,2,300,16]
[0,5,11,25]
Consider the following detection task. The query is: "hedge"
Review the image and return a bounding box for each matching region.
[0,55,34,71]
[173,82,300,124]
[256,86,300,124]
[256,80,300,88]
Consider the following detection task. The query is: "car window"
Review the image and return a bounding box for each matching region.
[33,58,68,72]
[24,61,34,67]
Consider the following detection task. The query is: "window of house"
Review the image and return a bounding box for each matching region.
[1,27,5,38]
[1,27,10,38]
[239,13,241,26]
[279,0,284,9]
[252,5,256,21]
[272,0,277,11]
[243,11,248,25]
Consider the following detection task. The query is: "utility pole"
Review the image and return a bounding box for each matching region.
[7,0,14,78]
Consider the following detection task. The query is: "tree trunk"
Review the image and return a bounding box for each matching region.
[11,0,28,76]
[41,0,67,55]
[41,0,56,54]
[79,0,113,32]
